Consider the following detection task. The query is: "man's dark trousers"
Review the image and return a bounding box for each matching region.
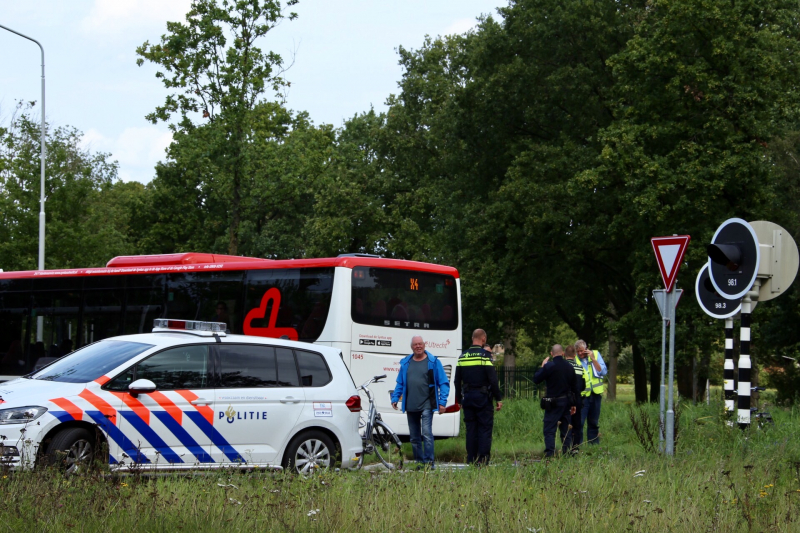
[567,398,583,450]
[581,393,602,445]
[543,398,571,457]
[463,391,494,464]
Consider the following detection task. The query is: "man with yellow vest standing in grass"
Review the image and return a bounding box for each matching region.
[575,339,607,445]
[454,329,503,465]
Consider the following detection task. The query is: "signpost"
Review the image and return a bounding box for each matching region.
[652,236,692,292]
[652,288,682,452]
[695,264,741,319]
[699,219,798,428]
[651,234,690,456]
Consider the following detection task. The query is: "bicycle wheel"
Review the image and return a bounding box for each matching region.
[757,412,774,429]
[372,421,404,471]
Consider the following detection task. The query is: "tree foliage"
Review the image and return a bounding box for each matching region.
[5,0,800,403]
[0,106,140,270]
[137,0,298,254]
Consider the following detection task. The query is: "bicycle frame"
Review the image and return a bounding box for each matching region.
[355,375,403,470]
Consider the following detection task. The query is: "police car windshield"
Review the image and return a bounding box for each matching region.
[29,340,154,383]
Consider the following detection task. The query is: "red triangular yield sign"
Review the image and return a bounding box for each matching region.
[651,235,691,292]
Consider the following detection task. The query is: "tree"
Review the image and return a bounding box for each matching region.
[0,106,140,270]
[366,0,800,404]
[595,0,800,401]
[137,0,298,254]
[136,102,335,259]
[377,0,645,366]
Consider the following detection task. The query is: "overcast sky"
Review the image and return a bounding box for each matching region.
[1,1,506,183]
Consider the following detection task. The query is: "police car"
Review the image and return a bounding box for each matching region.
[0,319,363,474]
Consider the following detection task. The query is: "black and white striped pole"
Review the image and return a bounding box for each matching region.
[723,318,735,417]
[737,297,752,428]
[706,219,798,429]
[695,263,741,421]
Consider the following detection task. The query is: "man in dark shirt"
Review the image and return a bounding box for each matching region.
[533,344,578,458]
[454,329,503,465]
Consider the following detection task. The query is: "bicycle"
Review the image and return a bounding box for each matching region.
[750,386,774,428]
[354,374,404,471]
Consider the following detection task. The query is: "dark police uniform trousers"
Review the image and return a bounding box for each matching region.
[566,358,586,450]
[533,356,579,457]
[454,346,503,464]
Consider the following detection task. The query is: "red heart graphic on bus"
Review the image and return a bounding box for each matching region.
[243,288,299,340]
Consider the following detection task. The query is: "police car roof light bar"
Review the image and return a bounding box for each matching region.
[153,319,227,336]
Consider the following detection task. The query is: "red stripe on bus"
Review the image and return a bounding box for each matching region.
[111,392,150,425]
[49,397,83,420]
[94,375,111,386]
[175,390,214,425]
[147,391,183,425]
[78,389,117,425]
[0,256,459,279]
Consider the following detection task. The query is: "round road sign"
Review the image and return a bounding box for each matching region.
[695,263,741,319]
[707,218,760,299]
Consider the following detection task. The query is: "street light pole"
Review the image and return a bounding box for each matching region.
[0,24,46,272]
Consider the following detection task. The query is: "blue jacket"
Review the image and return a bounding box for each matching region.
[390,351,450,412]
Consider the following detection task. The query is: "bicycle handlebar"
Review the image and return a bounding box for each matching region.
[360,374,389,389]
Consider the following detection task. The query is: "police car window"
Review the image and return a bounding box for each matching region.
[275,348,300,387]
[31,340,154,383]
[106,367,134,392]
[219,345,278,388]
[295,349,331,387]
[132,345,209,390]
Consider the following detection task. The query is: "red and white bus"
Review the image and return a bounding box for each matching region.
[0,253,462,437]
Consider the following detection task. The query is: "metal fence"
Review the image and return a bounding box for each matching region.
[496,366,543,399]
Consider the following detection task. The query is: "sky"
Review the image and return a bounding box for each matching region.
[1,0,506,183]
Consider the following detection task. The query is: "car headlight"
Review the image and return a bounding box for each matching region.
[0,406,48,424]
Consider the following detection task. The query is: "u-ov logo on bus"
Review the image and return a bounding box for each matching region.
[243,288,299,340]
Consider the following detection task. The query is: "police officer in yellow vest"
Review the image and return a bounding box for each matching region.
[454,329,503,464]
[575,340,607,445]
[564,345,586,451]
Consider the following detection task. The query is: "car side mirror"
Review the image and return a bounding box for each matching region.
[128,379,157,398]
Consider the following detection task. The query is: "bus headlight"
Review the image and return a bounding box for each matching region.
[0,406,48,424]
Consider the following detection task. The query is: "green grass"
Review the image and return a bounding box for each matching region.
[4,389,800,532]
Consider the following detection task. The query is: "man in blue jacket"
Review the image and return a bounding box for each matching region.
[391,335,450,469]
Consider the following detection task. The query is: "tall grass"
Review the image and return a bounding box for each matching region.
[4,389,800,532]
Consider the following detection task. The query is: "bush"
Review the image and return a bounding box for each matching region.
[764,359,800,405]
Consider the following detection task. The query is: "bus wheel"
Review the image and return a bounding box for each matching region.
[45,428,95,475]
[282,430,335,475]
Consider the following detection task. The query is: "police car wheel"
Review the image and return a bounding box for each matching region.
[282,431,336,475]
[45,428,95,474]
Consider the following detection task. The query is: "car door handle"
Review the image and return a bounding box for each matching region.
[280,397,301,404]
[191,398,212,406]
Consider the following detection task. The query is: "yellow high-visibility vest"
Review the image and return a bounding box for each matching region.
[581,350,605,397]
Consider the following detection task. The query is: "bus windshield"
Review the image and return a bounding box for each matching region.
[30,340,154,383]
[351,267,458,330]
